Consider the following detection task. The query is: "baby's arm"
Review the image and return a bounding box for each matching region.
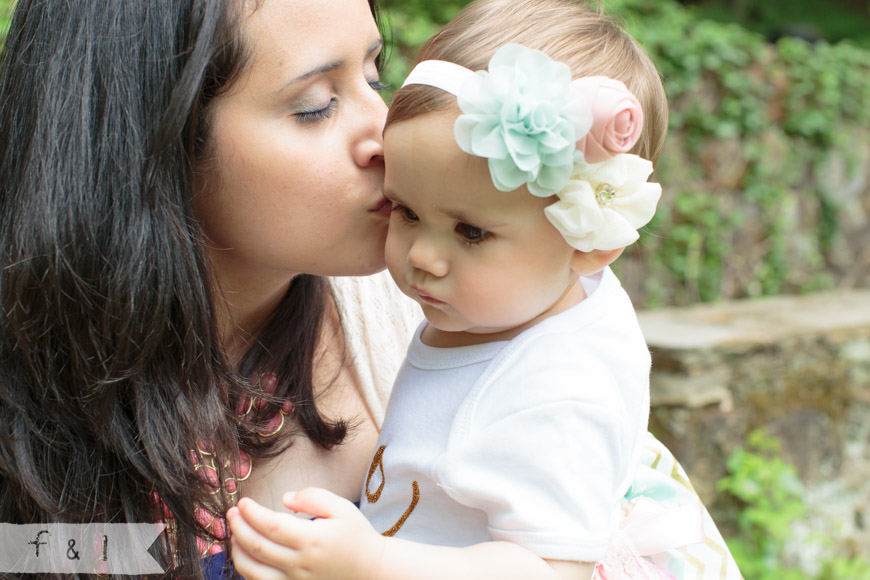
[227,488,594,580]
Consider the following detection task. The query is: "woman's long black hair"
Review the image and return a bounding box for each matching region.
[0,0,382,577]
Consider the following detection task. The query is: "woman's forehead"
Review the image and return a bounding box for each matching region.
[240,0,378,70]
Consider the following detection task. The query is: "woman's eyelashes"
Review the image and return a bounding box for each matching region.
[295,97,338,124]
[294,79,385,125]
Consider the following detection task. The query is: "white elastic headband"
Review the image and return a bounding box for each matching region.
[402,60,474,95]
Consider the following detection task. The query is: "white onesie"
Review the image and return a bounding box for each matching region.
[360,268,651,562]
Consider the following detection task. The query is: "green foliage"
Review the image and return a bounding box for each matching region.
[777,39,870,142]
[683,0,870,49]
[0,0,13,45]
[378,0,466,95]
[717,431,805,559]
[718,430,870,580]
[608,0,870,306]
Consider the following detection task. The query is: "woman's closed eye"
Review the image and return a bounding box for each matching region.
[368,79,390,92]
[391,203,419,223]
[295,97,338,124]
[455,222,490,245]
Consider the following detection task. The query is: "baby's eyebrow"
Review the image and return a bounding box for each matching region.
[383,189,402,204]
[443,208,476,223]
[443,208,506,229]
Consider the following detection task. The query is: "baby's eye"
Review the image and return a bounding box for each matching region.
[391,203,419,223]
[455,222,490,245]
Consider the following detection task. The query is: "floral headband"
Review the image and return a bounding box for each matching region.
[402,43,662,252]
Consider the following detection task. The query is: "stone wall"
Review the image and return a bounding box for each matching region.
[638,290,870,557]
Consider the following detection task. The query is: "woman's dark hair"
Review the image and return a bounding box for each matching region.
[0,0,383,577]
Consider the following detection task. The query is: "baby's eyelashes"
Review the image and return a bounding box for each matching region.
[455,222,491,245]
[391,203,419,223]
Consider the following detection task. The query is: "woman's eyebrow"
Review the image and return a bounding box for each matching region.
[280,39,383,93]
[367,38,384,58]
[281,60,344,92]
[362,38,385,69]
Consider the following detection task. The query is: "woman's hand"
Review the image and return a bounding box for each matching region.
[227,489,386,580]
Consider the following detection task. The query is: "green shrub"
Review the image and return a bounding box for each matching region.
[609,0,870,306]
[718,430,870,580]
[379,0,466,90]
[0,1,13,45]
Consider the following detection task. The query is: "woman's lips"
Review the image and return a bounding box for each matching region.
[371,198,392,218]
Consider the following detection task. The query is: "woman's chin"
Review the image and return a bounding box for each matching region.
[327,255,387,278]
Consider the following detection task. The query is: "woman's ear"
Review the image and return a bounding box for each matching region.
[570,247,624,276]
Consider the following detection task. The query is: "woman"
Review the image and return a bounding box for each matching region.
[0,0,417,577]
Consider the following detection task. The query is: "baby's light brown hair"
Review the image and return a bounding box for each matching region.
[387,0,668,164]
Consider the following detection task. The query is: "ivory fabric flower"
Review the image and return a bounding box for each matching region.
[453,44,593,197]
[573,76,645,164]
[545,154,661,252]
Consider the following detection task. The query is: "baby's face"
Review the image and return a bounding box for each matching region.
[383,111,580,346]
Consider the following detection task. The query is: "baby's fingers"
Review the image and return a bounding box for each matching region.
[232,497,309,548]
[283,487,359,520]
[230,536,293,580]
[227,504,302,572]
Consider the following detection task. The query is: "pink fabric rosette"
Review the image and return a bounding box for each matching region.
[572,77,644,164]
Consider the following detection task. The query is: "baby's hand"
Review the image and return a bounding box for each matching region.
[227,488,385,580]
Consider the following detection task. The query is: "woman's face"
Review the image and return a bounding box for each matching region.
[196,0,390,297]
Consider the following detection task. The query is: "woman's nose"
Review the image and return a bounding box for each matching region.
[408,236,448,278]
[353,91,388,168]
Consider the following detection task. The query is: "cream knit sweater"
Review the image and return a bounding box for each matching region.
[330,270,422,428]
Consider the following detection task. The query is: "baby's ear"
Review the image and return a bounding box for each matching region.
[570,247,624,276]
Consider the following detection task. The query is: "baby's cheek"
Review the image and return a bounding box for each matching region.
[384,225,406,272]
[459,269,513,321]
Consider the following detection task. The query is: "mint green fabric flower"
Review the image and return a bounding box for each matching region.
[453,44,593,197]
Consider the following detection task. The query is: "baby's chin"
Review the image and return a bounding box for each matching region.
[420,314,524,347]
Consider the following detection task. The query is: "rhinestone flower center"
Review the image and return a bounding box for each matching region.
[595,183,617,208]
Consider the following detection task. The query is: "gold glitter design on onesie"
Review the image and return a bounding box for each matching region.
[366,445,387,502]
[382,481,419,537]
[364,444,420,537]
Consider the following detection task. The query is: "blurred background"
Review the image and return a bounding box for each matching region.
[2,0,869,578]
